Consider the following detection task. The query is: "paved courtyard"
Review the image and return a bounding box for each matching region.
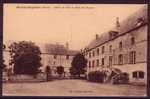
[3,79,146,96]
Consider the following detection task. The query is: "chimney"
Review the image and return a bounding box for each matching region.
[80,49,82,53]
[116,17,120,28]
[95,34,99,40]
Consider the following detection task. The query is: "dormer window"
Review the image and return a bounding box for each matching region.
[136,17,144,27]
[113,31,119,37]
[109,31,119,39]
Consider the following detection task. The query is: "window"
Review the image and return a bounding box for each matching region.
[92,60,95,68]
[119,42,123,50]
[89,52,91,58]
[129,51,136,64]
[96,59,99,67]
[124,54,128,64]
[102,58,104,66]
[66,55,69,60]
[53,61,56,65]
[109,45,112,52]
[109,56,113,66]
[109,31,119,39]
[89,61,91,68]
[139,71,144,78]
[131,37,135,45]
[92,51,95,57]
[97,48,99,55]
[118,54,123,65]
[133,72,137,78]
[86,52,88,56]
[54,55,57,59]
[136,17,144,26]
[133,71,144,79]
[102,46,105,54]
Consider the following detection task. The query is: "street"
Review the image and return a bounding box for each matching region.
[3,79,146,96]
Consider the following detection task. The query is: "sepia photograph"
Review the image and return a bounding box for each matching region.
[2,4,148,96]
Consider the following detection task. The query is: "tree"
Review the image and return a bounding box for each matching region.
[69,67,77,76]
[45,65,51,81]
[2,59,6,71]
[2,44,6,71]
[56,66,64,77]
[8,41,41,75]
[71,53,87,77]
[3,44,6,49]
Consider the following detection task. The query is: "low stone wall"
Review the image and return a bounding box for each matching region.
[5,73,47,83]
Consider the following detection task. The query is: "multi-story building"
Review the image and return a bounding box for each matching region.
[83,6,147,84]
[39,43,79,76]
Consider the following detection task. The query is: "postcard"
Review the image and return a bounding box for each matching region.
[2,4,148,96]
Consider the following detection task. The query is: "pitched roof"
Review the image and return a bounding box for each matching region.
[40,43,79,56]
[86,6,147,51]
[67,50,80,56]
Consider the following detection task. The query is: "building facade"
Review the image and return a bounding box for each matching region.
[83,6,147,84]
[39,43,79,76]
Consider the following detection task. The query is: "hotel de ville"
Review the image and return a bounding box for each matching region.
[82,6,148,85]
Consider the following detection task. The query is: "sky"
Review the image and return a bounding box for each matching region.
[3,4,146,50]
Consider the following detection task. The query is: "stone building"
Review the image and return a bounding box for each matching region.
[39,43,79,77]
[82,6,147,84]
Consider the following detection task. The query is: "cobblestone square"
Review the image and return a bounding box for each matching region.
[3,79,146,96]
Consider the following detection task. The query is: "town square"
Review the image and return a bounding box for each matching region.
[3,79,146,96]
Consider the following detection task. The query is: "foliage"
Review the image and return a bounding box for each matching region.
[9,41,41,75]
[45,66,51,73]
[88,71,106,83]
[69,67,77,76]
[2,59,6,71]
[70,53,87,77]
[56,66,64,76]
[107,70,117,81]
[45,66,52,81]
[2,44,6,70]
[111,72,129,84]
